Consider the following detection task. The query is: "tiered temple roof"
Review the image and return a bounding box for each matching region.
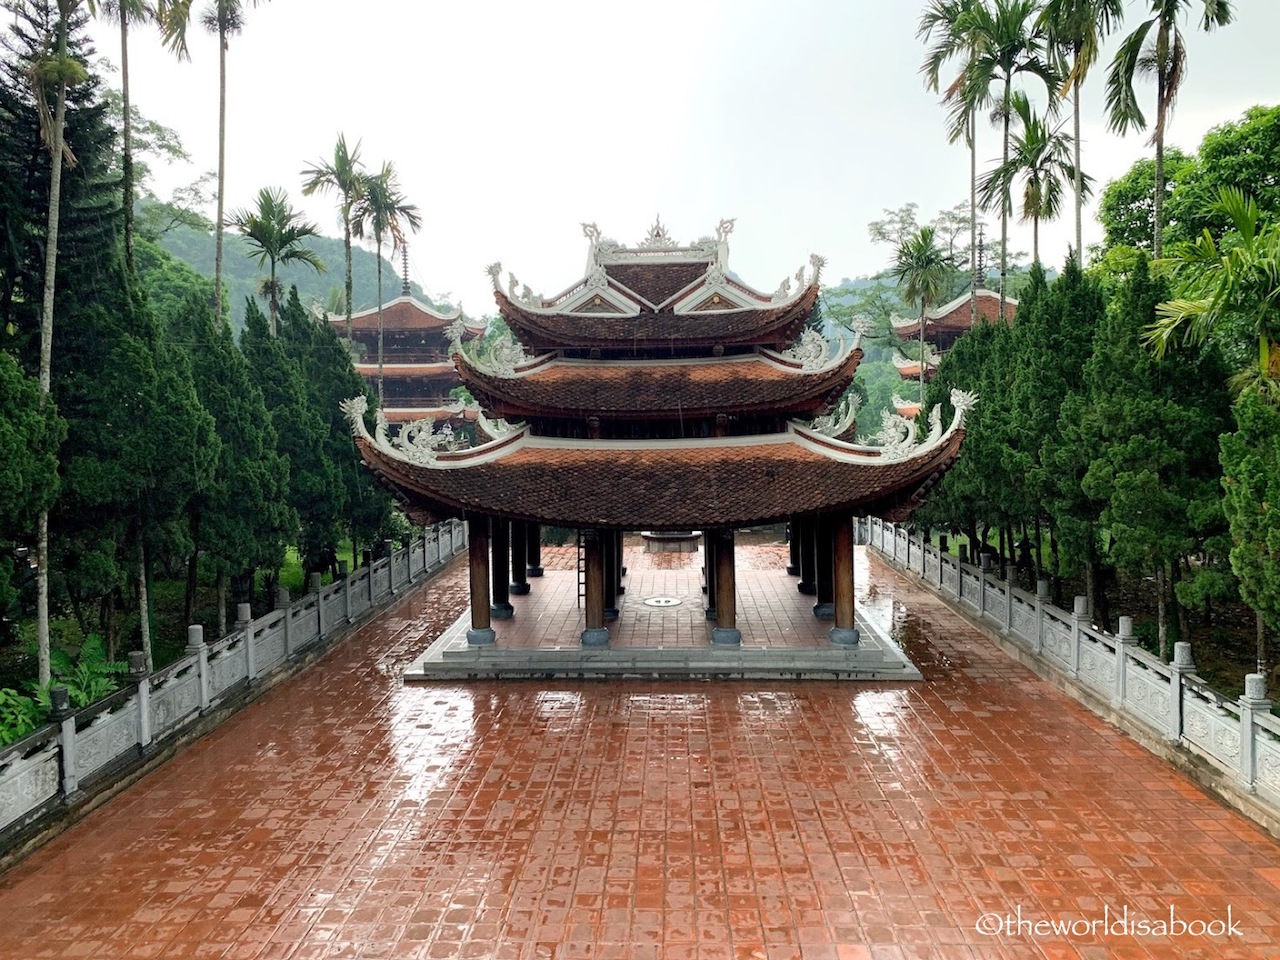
[346,219,974,528]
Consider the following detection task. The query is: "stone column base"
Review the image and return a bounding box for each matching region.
[604,606,619,622]
[509,582,531,596]
[467,628,496,646]
[581,627,610,647]
[490,603,514,620]
[829,627,860,646]
[797,581,817,596]
[813,602,835,620]
[526,565,544,578]
[711,627,742,647]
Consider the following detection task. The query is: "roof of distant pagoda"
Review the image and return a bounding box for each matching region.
[488,218,825,350]
[354,361,457,378]
[341,392,976,529]
[891,288,1017,339]
[454,331,863,420]
[327,295,484,334]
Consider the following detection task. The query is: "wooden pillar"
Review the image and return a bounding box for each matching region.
[604,529,620,621]
[615,530,626,591]
[490,518,513,620]
[526,523,544,577]
[786,521,800,576]
[712,528,741,646]
[797,517,817,595]
[703,531,718,620]
[581,529,609,647]
[830,515,859,646]
[509,521,530,595]
[813,517,834,620]
[466,517,495,645]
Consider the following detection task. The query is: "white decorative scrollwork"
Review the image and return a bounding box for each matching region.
[485,262,502,289]
[339,396,369,436]
[586,265,609,290]
[375,408,389,448]
[810,393,862,437]
[639,216,677,249]
[795,266,806,289]
[950,388,979,428]
[520,284,538,306]
[891,394,920,412]
[849,314,874,339]
[507,272,519,299]
[582,222,600,243]
[781,327,829,371]
[394,417,454,465]
[477,412,524,440]
[861,410,918,462]
[773,277,792,300]
[446,317,469,355]
[716,218,735,242]
[473,331,533,378]
[809,253,826,286]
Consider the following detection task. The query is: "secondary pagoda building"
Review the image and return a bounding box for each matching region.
[344,219,975,648]
[331,275,485,428]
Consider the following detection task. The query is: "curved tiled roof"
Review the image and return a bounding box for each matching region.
[892,289,1017,338]
[348,406,970,530]
[457,348,862,419]
[496,283,820,351]
[329,297,481,333]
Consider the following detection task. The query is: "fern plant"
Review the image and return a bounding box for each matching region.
[0,688,41,746]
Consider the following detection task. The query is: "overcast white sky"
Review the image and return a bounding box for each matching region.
[89,0,1280,315]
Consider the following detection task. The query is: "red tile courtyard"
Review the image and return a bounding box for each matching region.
[1,542,1278,959]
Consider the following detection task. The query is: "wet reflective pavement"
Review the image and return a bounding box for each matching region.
[1,547,1278,959]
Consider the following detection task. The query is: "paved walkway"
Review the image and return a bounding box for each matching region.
[1,548,1278,959]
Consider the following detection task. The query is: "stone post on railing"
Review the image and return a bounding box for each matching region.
[277,587,292,658]
[310,573,324,643]
[51,685,78,800]
[129,651,152,752]
[1034,580,1049,656]
[978,555,991,618]
[385,540,398,593]
[337,559,348,581]
[1113,616,1135,710]
[1167,641,1195,742]
[236,602,254,682]
[1070,596,1087,677]
[1239,674,1271,793]
[919,530,928,578]
[187,624,210,713]
[1004,575,1015,635]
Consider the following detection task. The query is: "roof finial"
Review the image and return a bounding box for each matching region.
[974,224,986,291]
[401,244,411,298]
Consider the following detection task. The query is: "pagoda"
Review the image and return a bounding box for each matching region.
[330,264,485,428]
[343,219,975,650]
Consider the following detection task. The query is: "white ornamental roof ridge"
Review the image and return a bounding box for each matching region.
[342,294,463,323]
[925,287,1016,321]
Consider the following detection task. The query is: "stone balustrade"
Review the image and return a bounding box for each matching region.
[0,520,467,852]
[869,517,1280,829]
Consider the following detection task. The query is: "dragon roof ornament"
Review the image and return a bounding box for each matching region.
[393,417,466,465]
[859,410,918,463]
[809,393,862,438]
[781,327,830,371]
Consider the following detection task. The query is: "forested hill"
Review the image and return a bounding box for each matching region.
[155,222,458,329]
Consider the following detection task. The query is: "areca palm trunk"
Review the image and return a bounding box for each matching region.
[918,303,927,403]
[1033,213,1040,265]
[36,13,72,690]
[970,110,978,321]
[999,75,1011,321]
[376,237,384,403]
[120,12,134,273]
[213,14,227,324]
[1072,42,1083,264]
[269,258,278,335]
[1153,61,1166,259]
[343,210,353,339]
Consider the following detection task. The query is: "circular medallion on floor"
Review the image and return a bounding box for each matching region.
[643,596,681,607]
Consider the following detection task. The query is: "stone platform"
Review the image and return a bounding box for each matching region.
[404,538,921,681]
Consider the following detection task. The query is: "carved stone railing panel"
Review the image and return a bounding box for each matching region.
[150,665,201,742]
[75,697,139,782]
[208,637,249,702]
[0,734,59,834]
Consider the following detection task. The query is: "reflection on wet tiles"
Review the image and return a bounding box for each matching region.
[0,549,1278,959]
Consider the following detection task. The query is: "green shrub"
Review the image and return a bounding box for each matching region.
[0,687,41,746]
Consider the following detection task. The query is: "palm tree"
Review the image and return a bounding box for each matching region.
[352,162,421,403]
[978,92,1093,264]
[919,0,988,320]
[228,186,325,335]
[95,0,154,274]
[1147,187,1280,386]
[158,0,270,324]
[29,0,91,688]
[1105,0,1234,259]
[952,0,1058,320]
[890,226,953,402]
[301,134,365,341]
[1037,0,1125,265]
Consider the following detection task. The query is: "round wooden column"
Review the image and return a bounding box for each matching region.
[830,515,860,646]
[581,529,609,647]
[703,531,718,620]
[526,523,544,577]
[490,519,514,620]
[786,521,800,576]
[509,521,530,595]
[813,518,834,619]
[604,530,620,621]
[466,517,495,645]
[797,517,817,595]
[712,528,741,646]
